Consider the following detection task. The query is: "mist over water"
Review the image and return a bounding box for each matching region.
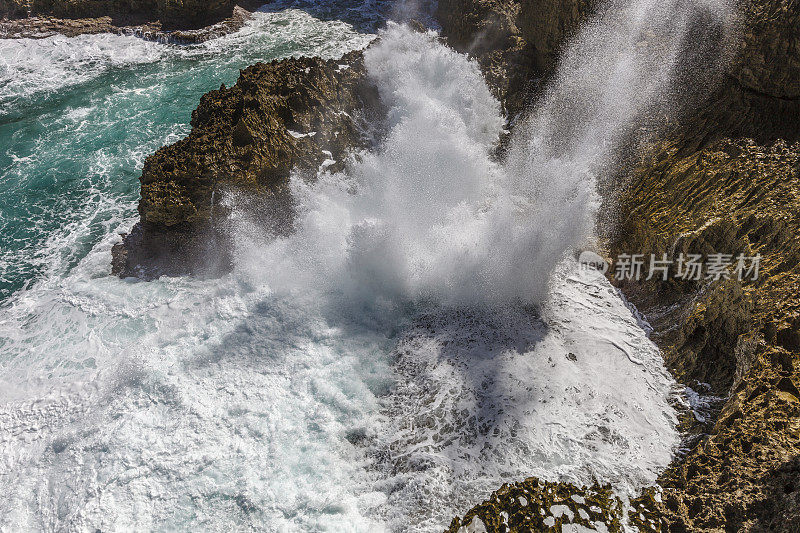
[0,0,737,530]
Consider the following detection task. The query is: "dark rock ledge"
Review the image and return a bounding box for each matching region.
[0,0,266,42]
[112,47,381,278]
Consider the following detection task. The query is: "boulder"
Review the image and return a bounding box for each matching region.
[112,48,379,278]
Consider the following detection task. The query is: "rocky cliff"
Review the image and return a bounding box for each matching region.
[436,0,594,115]
[610,137,800,533]
[112,48,379,277]
[607,1,800,530]
[444,0,800,530]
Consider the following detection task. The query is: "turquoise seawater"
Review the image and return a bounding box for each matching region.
[0,3,376,302]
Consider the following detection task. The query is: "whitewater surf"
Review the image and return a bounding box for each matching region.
[0,0,736,530]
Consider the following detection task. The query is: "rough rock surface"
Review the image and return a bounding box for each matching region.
[610,137,800,532]
[603,2,800,529]
[0,4,251,41]
[0,0,244,38]
[443,477,636,532]
[0,0,26,18]
[112,48,379,278]
[436,0,594,115]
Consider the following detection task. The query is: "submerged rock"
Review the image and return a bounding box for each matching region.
[112,48,379,278]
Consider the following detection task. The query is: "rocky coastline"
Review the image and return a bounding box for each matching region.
[111,47,381,278]
[444,0,800,530]
[97,0,798,529]
[0,0,263,42]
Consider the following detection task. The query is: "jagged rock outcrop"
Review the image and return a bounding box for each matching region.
[0,0,246,39]
[436,0,594,115]
[444,477,633,532]
[112,48,379,278]
[609,137,800,531]
[602,2,800,529]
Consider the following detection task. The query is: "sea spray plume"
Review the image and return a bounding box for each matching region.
[233,0,736,310]
[504,0,737,227]
[233,24,505,306]
[233,24,583,308]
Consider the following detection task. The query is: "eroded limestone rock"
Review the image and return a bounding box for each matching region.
[112,48,379,278]
[0,0,248,40]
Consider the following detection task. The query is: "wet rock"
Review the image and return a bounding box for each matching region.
[445,477,630,532]
[0,0,249,40]
[516,0,595,74]
[156,0,234,30]
[113,48,380,278]
[675,0,800,144]
[436,0,595,115]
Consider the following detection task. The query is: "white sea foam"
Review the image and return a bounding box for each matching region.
[0,34,163,109]
[368,262,681,530]
[0,0,736,528]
